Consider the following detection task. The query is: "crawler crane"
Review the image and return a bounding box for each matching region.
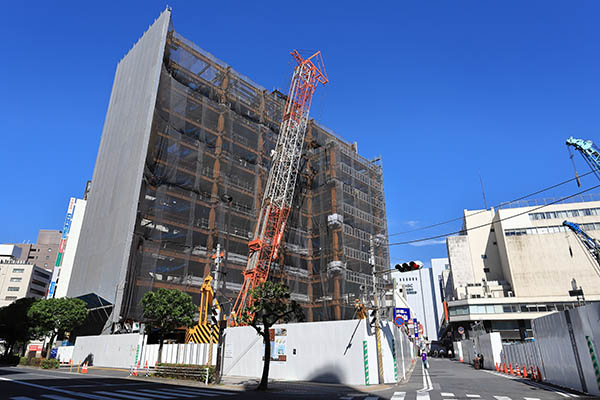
[229,51,328,325]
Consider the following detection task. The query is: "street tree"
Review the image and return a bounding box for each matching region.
[28,297,88,359]
[237,281,304,391]
[140,288,195,362]
[0,297,38,356]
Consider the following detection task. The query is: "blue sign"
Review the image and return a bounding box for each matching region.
[394,307,411,322]
[414,318,419,338]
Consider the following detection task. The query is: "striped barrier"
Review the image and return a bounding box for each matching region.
[362,340,370,386]
[586,335,600,391]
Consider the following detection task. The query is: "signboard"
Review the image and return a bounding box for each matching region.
[28,344,42,352]
[263,328,287,362]
[48,198,77,299]
[413,318,419,338]
[458,326,465,335]
[393,307,411,322]
[394,315,406,327]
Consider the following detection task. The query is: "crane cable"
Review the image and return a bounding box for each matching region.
[388,183,600,246]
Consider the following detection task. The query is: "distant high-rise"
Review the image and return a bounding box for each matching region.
[68,8,389,330]
[12,230,61,271]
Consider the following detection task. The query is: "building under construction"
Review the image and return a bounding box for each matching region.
[67,8,389,329]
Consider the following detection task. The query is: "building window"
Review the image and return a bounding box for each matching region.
[12,268,24,273]
[48,248,52,252]
[481,255,487,259]
[33,270,51,280]
[29,288,45,296]
[9,277,22,282]
[4,296,17,301]
[483,268,490,273]
[44,263,48,267]
[31,279,47,288]
[7,287,19,292]
[46,256,49,260]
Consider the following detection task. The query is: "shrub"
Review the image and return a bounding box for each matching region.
[0,354,20,366]
[41,359,60,369]
[20,357,43,367]
[155,363,215,383]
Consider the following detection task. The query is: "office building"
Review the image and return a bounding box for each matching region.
[0,245,51,307]
[67,8,389,329]
[444,196,600,340]
[12,230,61,270]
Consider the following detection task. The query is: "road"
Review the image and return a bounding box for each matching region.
[347,358,591,400]
[0,358,593,400]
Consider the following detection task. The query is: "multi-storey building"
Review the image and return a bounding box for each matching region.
[444,196,600,340]
[0,245,51,307]
[66,8,388,329]
[12,230,61,270]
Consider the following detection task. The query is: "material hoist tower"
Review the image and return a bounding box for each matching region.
[230,50,328,325]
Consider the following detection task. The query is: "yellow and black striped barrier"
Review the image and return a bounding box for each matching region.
[185,323,220,344]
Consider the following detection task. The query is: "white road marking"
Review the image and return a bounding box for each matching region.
[152,388,219,397]
[466,395,481,398]
[524,398,541,400]
[119,389,176,399]
[157,387,232,395]
[95,391,153,400]
[441,394,454,397]
[0,376,114,400]
[41,396,80,400]
[391,392,406,400]
[493,396,512,400]
[10,397,35,400]
[416,392,430,400]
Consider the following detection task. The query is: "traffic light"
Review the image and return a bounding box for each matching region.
[394,260,424,273]
[210,306,219,325]
[369,309,377,327]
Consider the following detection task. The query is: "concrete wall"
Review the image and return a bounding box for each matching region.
[69,9,171,317]
[222,319,414,385]
[474,332,502,370]
[140,343,216,367]
[72,333,140,368]
[447,236,475,297]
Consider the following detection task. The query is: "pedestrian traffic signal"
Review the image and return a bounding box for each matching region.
[210,306,219,325]
[369,309,377,327]
[394,260,424,273]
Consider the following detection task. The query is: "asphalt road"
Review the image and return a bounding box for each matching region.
[354,358,593,400]
[0,359,593,400]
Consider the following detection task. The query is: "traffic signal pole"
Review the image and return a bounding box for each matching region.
[370,235,385,385]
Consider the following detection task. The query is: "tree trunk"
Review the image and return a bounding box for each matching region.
[258,324,271,391]
[157,334,164,364]
[46,333,56,360]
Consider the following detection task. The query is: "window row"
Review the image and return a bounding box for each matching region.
[505,222,600,236]
[449,302,581,316]
[529,207,600,221]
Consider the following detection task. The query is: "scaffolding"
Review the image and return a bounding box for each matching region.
[120,27,389,322]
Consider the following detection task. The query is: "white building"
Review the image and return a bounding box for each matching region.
[52,197,86,299]
[445,196,600,340]
[0,245,51,307]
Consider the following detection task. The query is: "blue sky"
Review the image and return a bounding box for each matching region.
[2,1,600,267]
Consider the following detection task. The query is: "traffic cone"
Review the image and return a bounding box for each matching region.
[536,366,542,382]
[144,360,148,369]
[495,362,499,372]
[522,364,528,378]
[503,363,507,373]
[81,362,88,374]
[516,365,521,376]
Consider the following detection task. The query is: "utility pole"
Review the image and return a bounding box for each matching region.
[370,235,384,385]
[208,244,224,367]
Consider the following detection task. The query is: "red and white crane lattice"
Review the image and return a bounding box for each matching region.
[229,50,328,325]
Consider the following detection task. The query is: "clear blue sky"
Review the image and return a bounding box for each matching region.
[2,1,600,267]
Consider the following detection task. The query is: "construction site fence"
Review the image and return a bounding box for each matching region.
[140,343,218,367]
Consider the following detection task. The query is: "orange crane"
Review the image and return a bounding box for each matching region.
[229,50,328,325]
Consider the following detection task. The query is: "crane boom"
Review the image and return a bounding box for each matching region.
[230,50,328,324]
[566,136,600,180]
[562,220,600,266]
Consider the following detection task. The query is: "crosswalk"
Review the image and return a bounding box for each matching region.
[9,385,237,400]
[340,392,547,400]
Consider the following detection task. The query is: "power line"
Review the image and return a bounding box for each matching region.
[388,183,600,246]
[388,169,597,237]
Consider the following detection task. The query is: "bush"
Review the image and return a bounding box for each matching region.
[0,354,20,366]
[155,363,215,383]
[19,357,43,367]
[41,359,60,369]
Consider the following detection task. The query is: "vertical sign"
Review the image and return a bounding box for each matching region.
[414,318,419,338]
[48,198,76,298]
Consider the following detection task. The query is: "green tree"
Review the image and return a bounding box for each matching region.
[237,281,304,391]
[28,298,88,359]
[140,288,195,362]
[0,297,38,356]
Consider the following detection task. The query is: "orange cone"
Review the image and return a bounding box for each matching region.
[144,360,148,369]
[81,362,88,374]
[503,363,507,373]
[522,364,528,378]
[495,362,499,372]
[509,364,514,375]
[536,367,542,382]
[516,365,521,376]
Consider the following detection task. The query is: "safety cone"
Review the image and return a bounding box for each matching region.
[536,366,542,382]
[495,362,499,372]
[132,362,138,377]
[509,364,514,375]
[522,364,528,378]
[516,365,521,376]
[81,362,88,374]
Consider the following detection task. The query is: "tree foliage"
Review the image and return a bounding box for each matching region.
[27,297,88,358]
[237,281,304,390]
[140,288,196,362]
[0,297,38,356]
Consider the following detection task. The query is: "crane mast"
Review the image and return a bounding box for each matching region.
[562,220,600,267]
[230,50,328,324]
